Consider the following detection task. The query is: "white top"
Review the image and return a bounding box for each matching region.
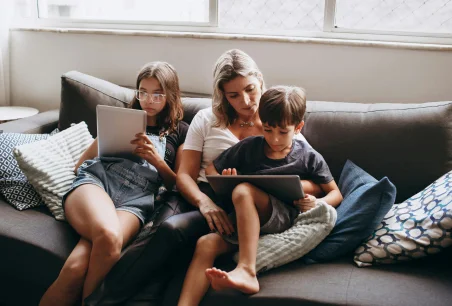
[184,107,308,183]
[0,106,39,121]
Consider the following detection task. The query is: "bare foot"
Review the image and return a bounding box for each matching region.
[205,267,259,294]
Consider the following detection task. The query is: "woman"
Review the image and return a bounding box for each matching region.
[84,49,321,305]
[40,61,187,306]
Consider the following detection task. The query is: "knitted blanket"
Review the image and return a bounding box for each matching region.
[13,122,93,221]
[233,201,337,273]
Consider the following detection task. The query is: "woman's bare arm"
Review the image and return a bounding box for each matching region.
[176,150,211,208]
[176,150,234,235]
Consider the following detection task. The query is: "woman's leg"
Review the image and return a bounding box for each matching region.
[62,184,141,302]
[84,193,209,306]
[39,238,92,306]
[207,183,272,294]
[178,233,234,306]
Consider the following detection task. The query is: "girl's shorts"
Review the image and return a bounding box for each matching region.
[62,157,161,224]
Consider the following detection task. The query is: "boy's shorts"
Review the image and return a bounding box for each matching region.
[221,193,300,244]
[62,157,161,225]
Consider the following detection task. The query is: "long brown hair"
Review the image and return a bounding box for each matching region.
[212,49,265,127]
[129,61,183,134]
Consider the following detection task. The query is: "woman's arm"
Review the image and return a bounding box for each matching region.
[74,138,98,172]
[176,150,212,207]
[176,150,234,235]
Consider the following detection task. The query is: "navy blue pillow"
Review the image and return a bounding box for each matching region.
[303,160,396,263]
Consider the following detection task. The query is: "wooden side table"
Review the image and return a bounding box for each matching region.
[0,106,39,124]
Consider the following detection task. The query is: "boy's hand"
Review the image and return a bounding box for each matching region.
[221,168,237,175]
[293,194,317,212]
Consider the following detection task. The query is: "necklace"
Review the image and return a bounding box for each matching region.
[239,121,255,128]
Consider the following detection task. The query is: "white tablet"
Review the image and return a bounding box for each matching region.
[206,175,305,203]
[97,105,147,160]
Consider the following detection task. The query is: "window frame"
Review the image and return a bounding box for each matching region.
[14,0,452,45]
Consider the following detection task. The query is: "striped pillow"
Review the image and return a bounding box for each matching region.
[13,122,93,220]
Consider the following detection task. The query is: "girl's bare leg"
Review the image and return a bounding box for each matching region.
[42,184,141,305]
[39,238,92,306]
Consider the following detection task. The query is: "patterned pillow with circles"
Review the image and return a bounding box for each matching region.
[354,170,452,267]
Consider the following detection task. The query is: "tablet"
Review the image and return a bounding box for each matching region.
[206,175,305,203]
[97,105,147,160]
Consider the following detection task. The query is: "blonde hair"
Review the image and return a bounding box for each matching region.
[259,86,307,127]
[129,61,183,134]
[212,49,265,127]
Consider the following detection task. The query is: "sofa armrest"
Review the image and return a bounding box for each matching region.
[0,110,59,134]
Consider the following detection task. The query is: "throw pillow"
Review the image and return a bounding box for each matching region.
[14,122,93,220]
[0,133,49,210]
[233,201,337,273]
[303,160,397,263]
[354,170,452,267]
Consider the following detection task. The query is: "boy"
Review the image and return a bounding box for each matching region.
[177,86,342,306]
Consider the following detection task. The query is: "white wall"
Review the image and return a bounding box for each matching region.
[10,30,452,112]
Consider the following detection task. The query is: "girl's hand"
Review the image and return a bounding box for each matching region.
[221,168,237,175]
[293,194,317,212]
[131,133,164,167]
[198,198,235,236]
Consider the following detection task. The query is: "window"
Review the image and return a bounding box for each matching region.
[13,0,452,41]
[335,0,452,35]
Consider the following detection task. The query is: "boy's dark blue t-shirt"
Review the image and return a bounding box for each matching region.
[213,136,333,185]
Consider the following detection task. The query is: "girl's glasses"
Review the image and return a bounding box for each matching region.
[135,91,166,103]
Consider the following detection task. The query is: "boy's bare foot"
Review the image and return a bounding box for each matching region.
[205,267,259,294]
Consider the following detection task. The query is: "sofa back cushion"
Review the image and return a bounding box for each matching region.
[59,71,211,138]
[59,71,452,203]
[303,100,452,202]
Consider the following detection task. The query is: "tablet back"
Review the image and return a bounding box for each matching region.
[97,105,147,160]
[206,175,305,203]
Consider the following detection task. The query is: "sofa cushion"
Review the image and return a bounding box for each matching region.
[60,71,134,137]
[0,133,49,210]
[14,122,93,220]
[303,101,452,203]
[354,170,452,267]
[161,251,452,306]
[304,160,396,263]
[59,71,211,138]
[0,197,78,305]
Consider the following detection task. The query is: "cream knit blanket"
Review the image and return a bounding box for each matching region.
[13,122,93,221]
[234,201,337,273]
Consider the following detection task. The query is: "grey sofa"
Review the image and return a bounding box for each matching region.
[0,71,451,306]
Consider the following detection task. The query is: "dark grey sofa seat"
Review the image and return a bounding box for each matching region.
[0,71,451,306]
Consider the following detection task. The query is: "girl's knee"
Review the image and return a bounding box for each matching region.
[61,253,90,283]
[93,226,123,260]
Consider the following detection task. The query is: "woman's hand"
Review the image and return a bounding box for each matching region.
[221,168,237,175]
[198,197,235,236]
[293,194,317,213]
[131,133,164,167]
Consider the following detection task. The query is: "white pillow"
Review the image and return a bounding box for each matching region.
[13,122,93,221]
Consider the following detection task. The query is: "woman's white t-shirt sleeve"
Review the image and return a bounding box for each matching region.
[183,109,208,152]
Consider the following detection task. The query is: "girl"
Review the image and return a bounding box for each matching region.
[39,61,188,306]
